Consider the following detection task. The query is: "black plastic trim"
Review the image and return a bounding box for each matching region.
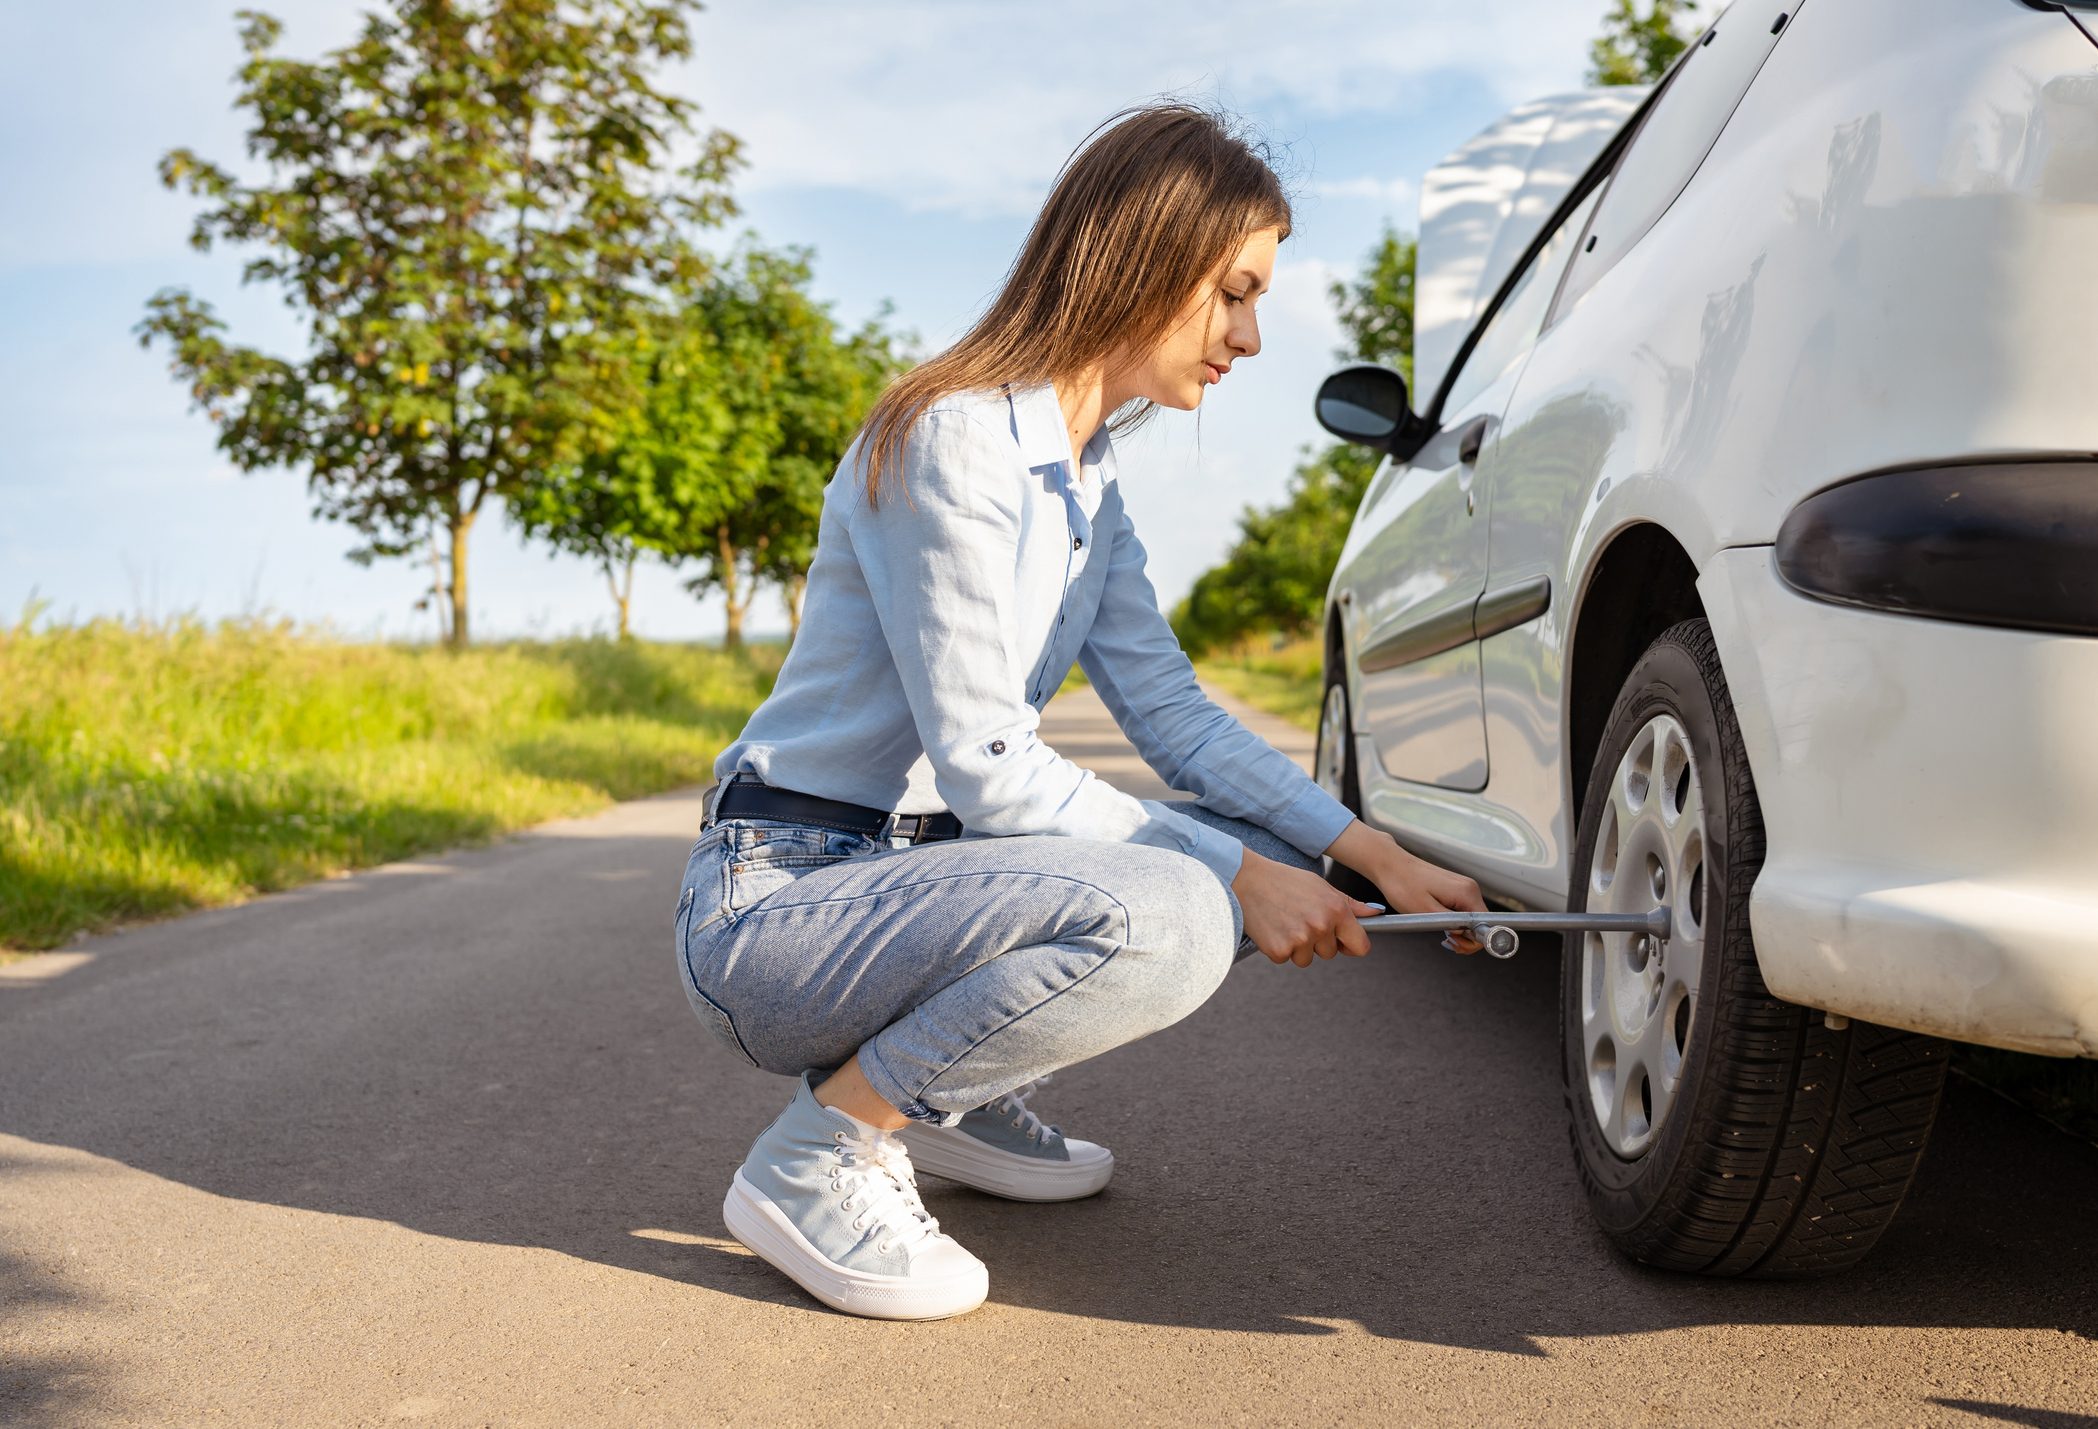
[1475,574,1553,641]
[1774,459,2098,637]
[1358,600,1477,674]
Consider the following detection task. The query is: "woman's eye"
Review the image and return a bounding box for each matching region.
[1223,289,1247,306]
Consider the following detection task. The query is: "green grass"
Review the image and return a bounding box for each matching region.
[1191,633,1323,731]
[0,616,781,954]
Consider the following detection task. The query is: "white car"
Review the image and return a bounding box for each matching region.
[1313,0,2098,1276]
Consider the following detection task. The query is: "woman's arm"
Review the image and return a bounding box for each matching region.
[1078,491,1487,954]
[846,408,1245,882]
[1075,490,1354,859]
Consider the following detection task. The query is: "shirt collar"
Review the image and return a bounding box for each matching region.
[1004,379,1111,478]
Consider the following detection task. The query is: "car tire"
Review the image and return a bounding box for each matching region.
[1562,617,1949,1277]
[1314,656,1381,903]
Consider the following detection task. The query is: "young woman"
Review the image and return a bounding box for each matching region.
[672,100,1487,1321]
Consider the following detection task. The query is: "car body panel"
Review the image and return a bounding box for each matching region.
[1702,547,2098,1056]
[1332,0,2098,1050]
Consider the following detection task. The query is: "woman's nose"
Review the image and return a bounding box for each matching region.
[1233,314,1261,359]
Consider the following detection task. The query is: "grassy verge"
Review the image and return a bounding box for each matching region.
[0,617,780,955]
[1190,633,1322,731]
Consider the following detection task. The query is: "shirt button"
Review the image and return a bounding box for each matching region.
[1073,536,1083,550]
[990,740,1007,755]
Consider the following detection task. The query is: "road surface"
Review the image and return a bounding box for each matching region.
[3,686,2095,1426]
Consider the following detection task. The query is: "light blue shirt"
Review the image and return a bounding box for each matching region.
[712,379,1356,883]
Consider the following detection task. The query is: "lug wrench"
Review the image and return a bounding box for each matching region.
[1356,906,1672,959]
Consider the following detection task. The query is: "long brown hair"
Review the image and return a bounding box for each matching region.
[854,99,1293,507]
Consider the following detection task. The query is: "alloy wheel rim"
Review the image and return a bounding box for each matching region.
[1316,682,1350,801]
[1580,712,1708,1158]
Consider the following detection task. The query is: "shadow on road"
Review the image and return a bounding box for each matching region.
[3,810,2095,1381]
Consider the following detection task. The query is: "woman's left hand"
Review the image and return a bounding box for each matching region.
[1325,819,1489,954]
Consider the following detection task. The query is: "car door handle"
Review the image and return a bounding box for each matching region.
[1456,416,1489,466]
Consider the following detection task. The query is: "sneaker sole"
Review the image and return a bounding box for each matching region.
[721,1171,988,1321]
[896,1129,1115,1202]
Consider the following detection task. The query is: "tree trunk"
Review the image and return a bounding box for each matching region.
[786,571,808,642]
[448,508,475,649]
[606,553,636,641]
[717,523,745,649]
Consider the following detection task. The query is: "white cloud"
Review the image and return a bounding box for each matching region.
[683,0,1594,218]
[1309,175,1420,209]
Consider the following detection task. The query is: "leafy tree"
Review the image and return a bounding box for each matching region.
[138,0,743,648]
[516,242,910,645]
[507,312,745,641]
[673,245,911,646]
[1173,444,1382,653]
[1588,0,1701,86]
[1328,222,1418,387]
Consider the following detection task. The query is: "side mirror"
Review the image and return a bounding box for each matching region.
[1314,364,1431,459]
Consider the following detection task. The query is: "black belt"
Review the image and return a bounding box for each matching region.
[703,773,964,845]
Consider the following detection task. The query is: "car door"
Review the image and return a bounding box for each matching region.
[1338,183,1605,792]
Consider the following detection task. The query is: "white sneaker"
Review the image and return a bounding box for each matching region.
[723,1072,988,1320]
[898,1076,1115,1202]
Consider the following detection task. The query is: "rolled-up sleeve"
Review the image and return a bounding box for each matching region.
[847,409,1246,881]
[1076,493,1357,869]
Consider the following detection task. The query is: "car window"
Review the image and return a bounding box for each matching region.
[1552,0,1799,319]
[1440,185,1604,415]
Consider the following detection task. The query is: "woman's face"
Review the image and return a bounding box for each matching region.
[1116,225,1279,411]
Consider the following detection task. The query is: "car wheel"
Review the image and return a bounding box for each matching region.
[1314,657,1381,902]
[1562,618,1949,1277]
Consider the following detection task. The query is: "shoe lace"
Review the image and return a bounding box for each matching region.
[830,1128,941,1256]
[990,1073,1059,1144]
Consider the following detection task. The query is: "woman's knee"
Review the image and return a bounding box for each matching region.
[1109,849,1239,1019]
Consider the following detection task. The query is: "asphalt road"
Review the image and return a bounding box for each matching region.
[3,687,2096,1427]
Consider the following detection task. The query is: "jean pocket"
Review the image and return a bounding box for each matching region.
[722,819,878,912]
[683,975,761,1070]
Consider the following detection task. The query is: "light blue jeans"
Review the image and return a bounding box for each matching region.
[671,800,1320,1126]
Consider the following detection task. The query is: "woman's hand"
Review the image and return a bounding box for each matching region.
[1231,848,1385,967]
[1324,819,1489,955]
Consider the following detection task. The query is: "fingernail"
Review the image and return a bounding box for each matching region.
[1364,902,1387,913]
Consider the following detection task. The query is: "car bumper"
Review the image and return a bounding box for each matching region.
[1701,547,2098,1056]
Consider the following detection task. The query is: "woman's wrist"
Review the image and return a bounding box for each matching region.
[1323,818,1416,889]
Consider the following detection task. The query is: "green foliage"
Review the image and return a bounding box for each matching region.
[1328,223,1418,387]
[1173,220,1415,655]
[0,615,781,953]
[514,241,910,644]
[669,243,912,643]
[1588,0,1702,86]
[137,1,744,647]
[1172,444,1381,653]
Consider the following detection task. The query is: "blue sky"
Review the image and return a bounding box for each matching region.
[0,1,1600,642]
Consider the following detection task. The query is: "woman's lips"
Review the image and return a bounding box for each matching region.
[1204,362,1226,384]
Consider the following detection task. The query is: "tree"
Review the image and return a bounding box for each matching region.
[1172,224,1416,653]
[1328,222,1418,387]
[507,313,744,641]
[674,247,910,645]
[517,241,910,645]
[138,1,743,648]
[1588,0,1701,86]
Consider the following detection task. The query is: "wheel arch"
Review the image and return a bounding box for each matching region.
[1564,524,1707,820]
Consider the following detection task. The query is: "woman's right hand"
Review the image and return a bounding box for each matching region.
[1231,847,1385,968]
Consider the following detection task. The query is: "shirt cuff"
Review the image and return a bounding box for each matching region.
[1180,816,1246,886]
[1270,781,1358,861]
